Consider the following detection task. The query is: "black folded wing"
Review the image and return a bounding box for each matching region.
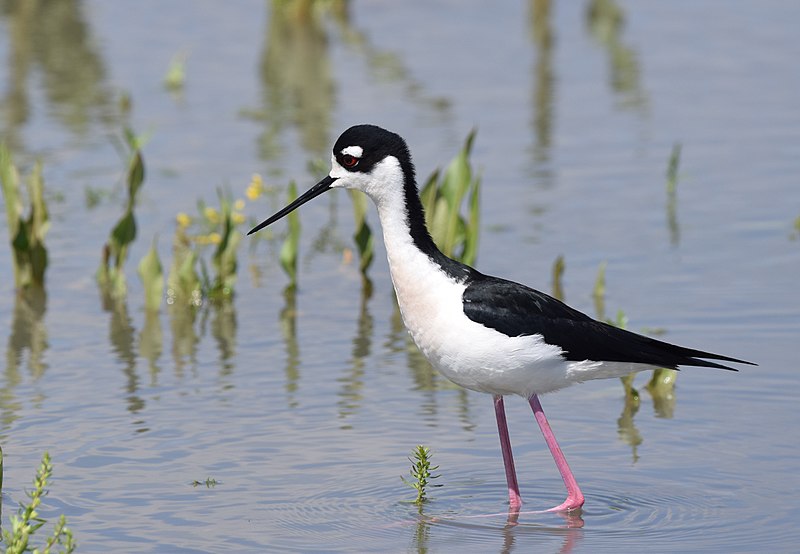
[462,276,753,371]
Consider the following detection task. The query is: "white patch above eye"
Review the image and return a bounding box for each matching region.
[329,154,346,183]
[341,145,363,158]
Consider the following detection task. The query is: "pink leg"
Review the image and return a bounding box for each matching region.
[529,394,584,512]
[493,395,523,509]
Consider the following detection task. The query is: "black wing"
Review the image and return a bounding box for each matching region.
[462,276,754,371]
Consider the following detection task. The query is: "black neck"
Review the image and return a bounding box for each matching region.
[399,160,479,283]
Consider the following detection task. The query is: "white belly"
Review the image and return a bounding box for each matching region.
[375,191,652,398]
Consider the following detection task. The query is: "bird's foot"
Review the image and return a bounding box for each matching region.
[545,490,585,513]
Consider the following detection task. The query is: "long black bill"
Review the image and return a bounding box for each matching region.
[247,175,337,235]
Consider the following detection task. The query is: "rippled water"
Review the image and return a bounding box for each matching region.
[1,1,798,552]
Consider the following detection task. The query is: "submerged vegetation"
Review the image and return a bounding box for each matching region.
[278,182,301,289]
[0,144,50,291]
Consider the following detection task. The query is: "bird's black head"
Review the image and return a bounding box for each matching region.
[331,124,414,178]
[248,124,418,236]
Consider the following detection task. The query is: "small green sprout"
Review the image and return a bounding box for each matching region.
[401,445,441,504]
[164,51,188,91]
[2,452,76,554]
[551,254,565,301]
[593,260,607,300]
[191,477,219,488]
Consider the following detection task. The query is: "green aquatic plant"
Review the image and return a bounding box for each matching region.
[0,144,50,290]
[164,51,188,91]
[401,445,441,504]
[166,221,203,308]
[138,237,164,312]
[97,128,146,299]
[207,191,242,301]
[1,452,76,554]
[647,367,677,397]
[605,307,677,403]
[279,182,301,289]
[191,477,219,488]
[551,254,565,301]
[419,130,481,264]
[606,309,640,403]
[593,260,607,300]
[166,187,246,305]
[163,175,277,306]
[790,215,800,240]
[349,189,374,275]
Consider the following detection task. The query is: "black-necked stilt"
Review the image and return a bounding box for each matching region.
[248,124,754,512]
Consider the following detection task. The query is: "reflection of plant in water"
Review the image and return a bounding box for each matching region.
[0,0,112,149]
[586,0,648,111]
[0,144,49,291]
[665,143,682,246]
[337,287,373,425]
[280,287,300,408]
[3,288,48,429]
[529,0,556,160]
[250,0,337,162]
[590,262,679,453]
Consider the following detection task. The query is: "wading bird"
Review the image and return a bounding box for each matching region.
[248,125,753,512]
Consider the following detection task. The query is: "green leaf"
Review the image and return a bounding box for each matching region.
[111,210,137,251]
[462,175,481,266]
[419,169,439,229]
[349,190,374,273]
[128,150,145,201]
[1,143,22,236]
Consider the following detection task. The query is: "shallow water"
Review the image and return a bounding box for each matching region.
[1,1,799,552]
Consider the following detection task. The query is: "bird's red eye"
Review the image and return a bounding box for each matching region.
[342,154,359,168]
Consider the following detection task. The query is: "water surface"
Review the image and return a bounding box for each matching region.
[0,1,798,552]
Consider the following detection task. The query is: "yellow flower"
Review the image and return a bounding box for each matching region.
[246,173,264,200]
[208,232,222,244]
[176,212,191,228]
[232,212,246,225]
[234,199,245,211]
[204,206,220,223]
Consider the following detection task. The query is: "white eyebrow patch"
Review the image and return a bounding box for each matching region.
[341,145,363,158]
